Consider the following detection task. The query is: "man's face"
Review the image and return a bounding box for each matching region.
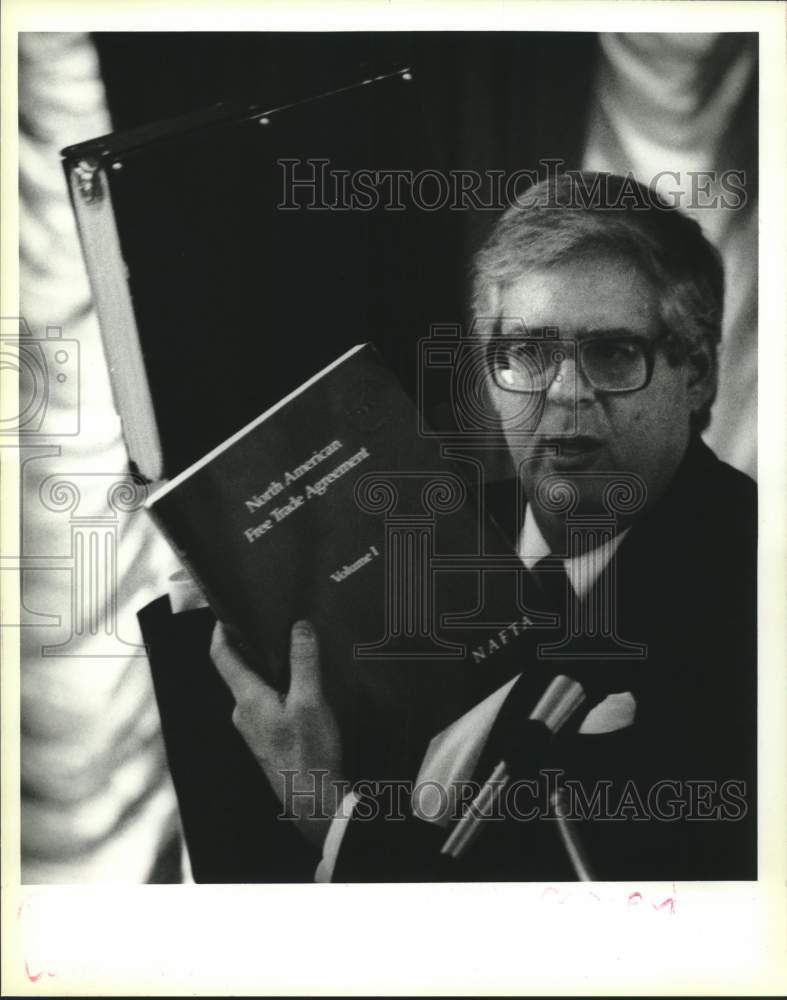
[489,255,712,523]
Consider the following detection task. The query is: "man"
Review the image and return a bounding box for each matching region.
[211,173,756,881]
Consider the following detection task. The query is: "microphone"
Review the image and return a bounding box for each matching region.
[530,673,587,733]
[441,674,590,861]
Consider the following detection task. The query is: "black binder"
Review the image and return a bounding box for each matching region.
[137,597,318,882]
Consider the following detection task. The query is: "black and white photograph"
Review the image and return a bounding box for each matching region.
[2,1,786,995]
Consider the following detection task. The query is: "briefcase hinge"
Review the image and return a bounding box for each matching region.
[72,158,104,205]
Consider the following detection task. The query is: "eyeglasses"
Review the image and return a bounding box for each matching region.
[488,333,666,395]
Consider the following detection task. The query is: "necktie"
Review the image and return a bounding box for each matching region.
[529,554,570,618]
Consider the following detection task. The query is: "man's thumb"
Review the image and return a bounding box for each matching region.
[289,619,321,700]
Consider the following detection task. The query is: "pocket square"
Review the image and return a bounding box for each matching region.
[578,691,637,734]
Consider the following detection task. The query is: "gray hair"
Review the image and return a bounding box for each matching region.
[472,172,725,431]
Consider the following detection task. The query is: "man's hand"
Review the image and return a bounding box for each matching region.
[210,619,345,849]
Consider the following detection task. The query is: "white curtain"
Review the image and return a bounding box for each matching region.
[584,32,757,479]
[18,32,180,882]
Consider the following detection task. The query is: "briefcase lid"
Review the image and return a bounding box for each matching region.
[63,67,461,482]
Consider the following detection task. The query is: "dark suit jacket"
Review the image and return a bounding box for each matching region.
[333,438,757,881]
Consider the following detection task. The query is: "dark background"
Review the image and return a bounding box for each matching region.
[94,30,596,284]
[94,32,596,167]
